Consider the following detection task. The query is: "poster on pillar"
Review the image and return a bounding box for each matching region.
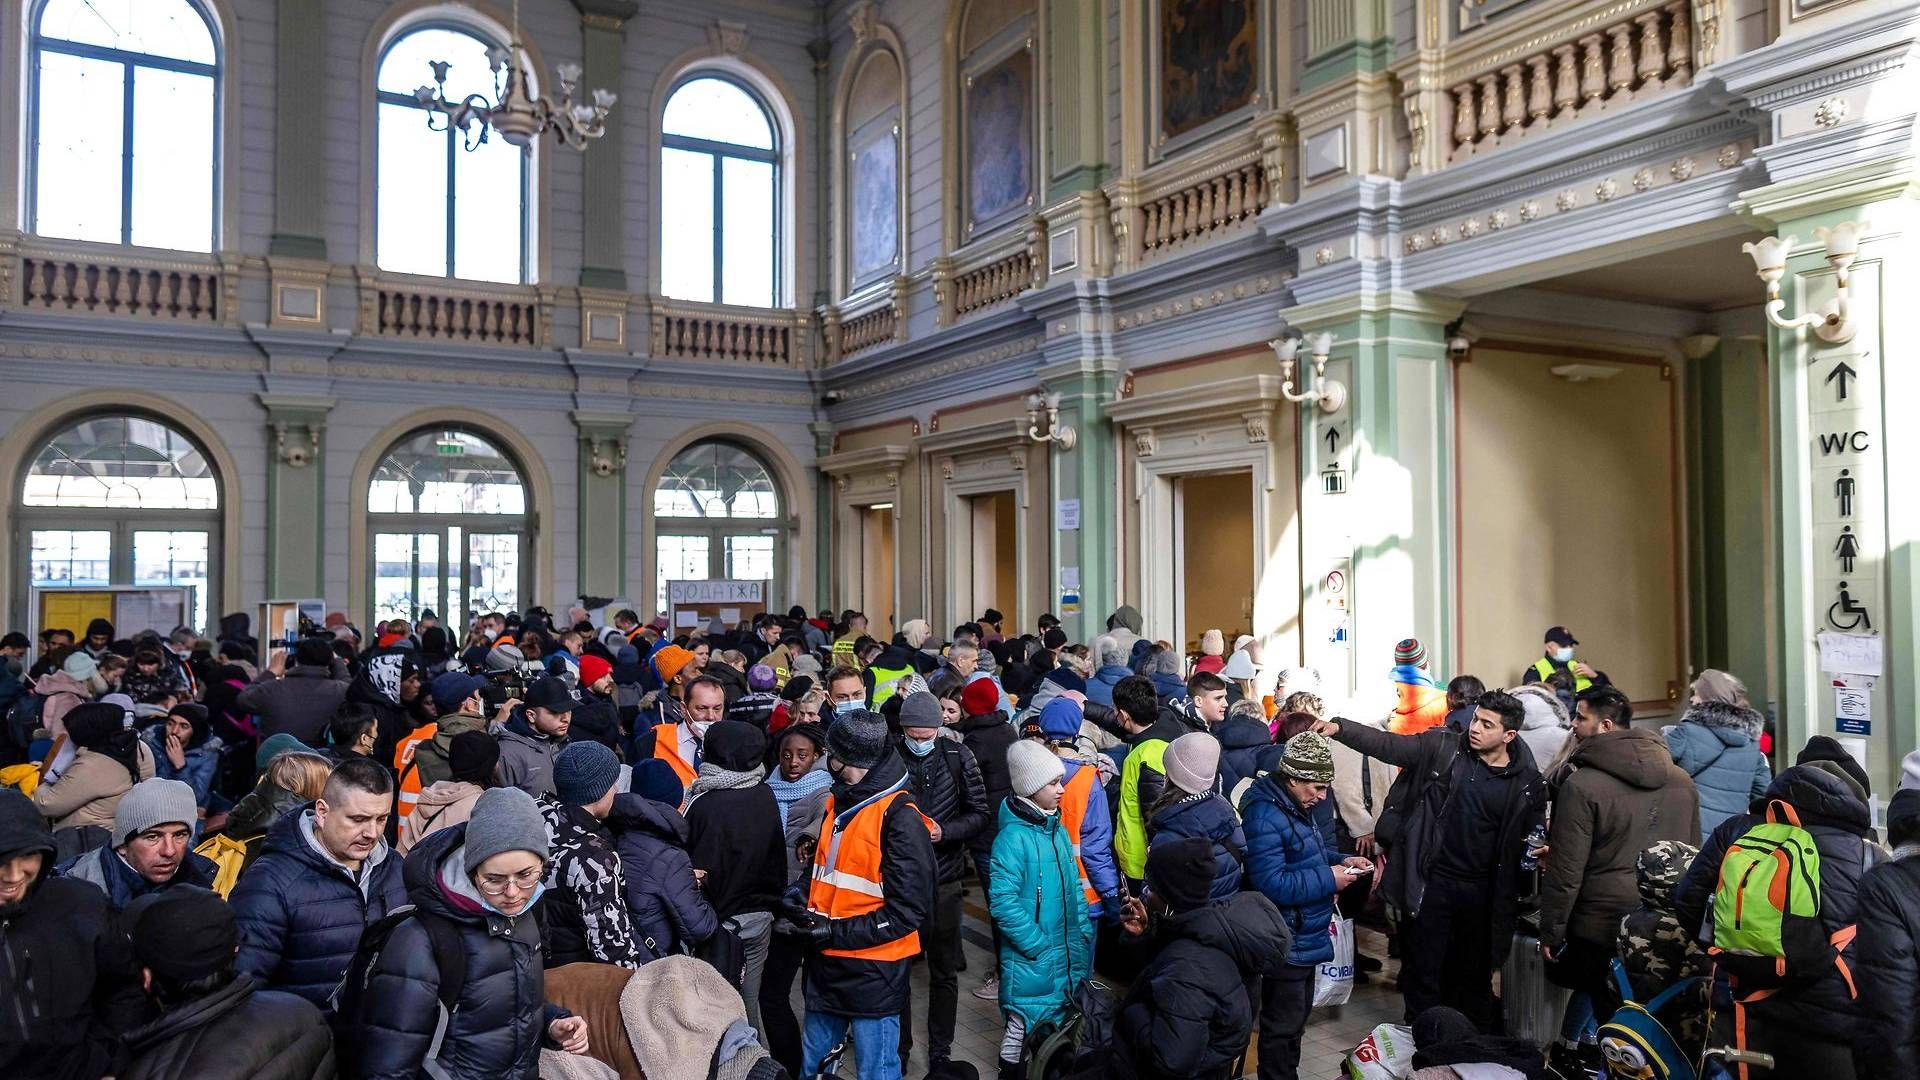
[1808,342,1884,763]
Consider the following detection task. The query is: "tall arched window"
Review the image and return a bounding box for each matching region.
[21,415,221,632]
[29,0,219,251]
[653,441,781,612]
[660,76,780,307]
[369,429,528,622]
[376,23,530,284]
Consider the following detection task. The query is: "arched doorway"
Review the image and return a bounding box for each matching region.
[652,440,783,613]
[368,427,529,622]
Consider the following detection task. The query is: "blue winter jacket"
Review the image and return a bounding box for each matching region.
[1240,775,1343,966]
[141,729,220,811]
[1146,791,1245,901]
[1087,665,1131,708]
[608,792,716,958]
[989,797,1093,1028]
[1665,702,1771,842]
[56,844,218,910]
[230,804,408,1007]
[1063,758,1120,915]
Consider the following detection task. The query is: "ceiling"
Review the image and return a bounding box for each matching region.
[1531,234,1768,312]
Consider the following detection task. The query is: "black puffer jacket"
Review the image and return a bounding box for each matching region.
[957,711,1017,853]
[1110,892,1291,1080]
[1214,714,1272,799]
[899,737,989,883]
[567,689,622,752]
[1673,765,1880,1047]
[1854,849,1920,1079]
[0,795,145,1080]
[609,792,716,957]
[119,974,334,1080]
[355,824,568,1080]
[230,805,407,1007]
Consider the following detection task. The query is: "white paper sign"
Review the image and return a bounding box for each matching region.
[1818,631,1883,677]
[674,610,699,628]
[1055,499,1081,531]
[1060,566,1080,590]
[668,580,763,605]
[718,608,741,626]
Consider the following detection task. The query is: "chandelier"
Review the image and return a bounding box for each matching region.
[412,0,616,151]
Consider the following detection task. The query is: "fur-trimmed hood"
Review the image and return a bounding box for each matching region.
[1509,683,1568,731]
[1679,699,1764,741]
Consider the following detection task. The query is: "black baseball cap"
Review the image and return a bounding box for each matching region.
[1544,626,1579,646]
[523,675,578,713]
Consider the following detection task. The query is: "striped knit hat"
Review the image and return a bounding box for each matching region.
[1393,638,1427,669]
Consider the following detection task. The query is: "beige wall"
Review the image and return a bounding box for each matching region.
[1180,471,1256,654]
[859,505,896,637]
[1458,346,1683,705]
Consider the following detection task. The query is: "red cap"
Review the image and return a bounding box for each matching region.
[578,655,613,688]
[961,678,1001,718]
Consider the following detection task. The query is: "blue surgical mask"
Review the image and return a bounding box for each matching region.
[904,736,937,757]
[834,698,865,717]
[1552,647,1574,663]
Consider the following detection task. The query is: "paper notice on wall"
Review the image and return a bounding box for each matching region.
[675,610,699,628]
[1835,735,1870,778]
[1817,631,1883,677]
[1061,566,1080,590]
[718,608,741,626]
[1833,675,1873,735]
[1055,499,1081,531]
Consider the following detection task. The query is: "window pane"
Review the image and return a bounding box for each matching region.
[467,533,519,614]
[721,157,774,307]
[38,0,215,64]
[130,67,214,252]
[30,530,112,587]
[655,441,779,519]
[34,52,125,244]
[370,429,524,515]
[133,530,209,631]
[659,148,714,302]
[454,130,524,283]
[25,415,218,510]
[377,101,450,276]
[662,77,773,149]
[378,26,502,101]
[374,531,438,623]
[656,535,710,613]
[724,535,774,582]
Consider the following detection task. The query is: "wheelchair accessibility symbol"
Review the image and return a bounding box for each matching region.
[1828,580,1872,632]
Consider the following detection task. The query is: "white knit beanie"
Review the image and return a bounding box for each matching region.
[1006,739,1065,798]
[1200,629,1225,657]
[1163,732,1221,795]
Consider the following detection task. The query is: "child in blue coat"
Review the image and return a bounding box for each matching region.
[990,740,1094,1080]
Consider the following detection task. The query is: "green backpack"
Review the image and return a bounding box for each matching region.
[1709,800,1832,987]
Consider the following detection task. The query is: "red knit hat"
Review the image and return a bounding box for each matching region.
[578,655,612,688]
[961,678,1001,718]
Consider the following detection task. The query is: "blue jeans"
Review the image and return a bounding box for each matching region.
[802,1011,902,1080]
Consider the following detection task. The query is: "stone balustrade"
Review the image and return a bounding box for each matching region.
[1137,163,1270,256]
[650,300,810,365]
[15,246,228,323]
[361,277,546,347]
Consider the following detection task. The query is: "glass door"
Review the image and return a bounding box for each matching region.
[373,531,443,623]
[465,531,520,615]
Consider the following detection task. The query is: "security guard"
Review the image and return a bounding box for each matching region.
[1522,626,1609,692]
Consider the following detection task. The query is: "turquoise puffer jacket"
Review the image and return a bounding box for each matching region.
[988,796,1093,1028]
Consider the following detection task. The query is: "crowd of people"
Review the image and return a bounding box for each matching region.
[1,606,1916,1080]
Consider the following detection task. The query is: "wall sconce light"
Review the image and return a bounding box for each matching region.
[1025,391,1077,450]
[1270,332,1348,413]
[1742,222,1863,345]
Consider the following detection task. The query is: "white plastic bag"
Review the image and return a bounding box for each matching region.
[1343,1023,1414,1079]
[1314,916,1356,1007]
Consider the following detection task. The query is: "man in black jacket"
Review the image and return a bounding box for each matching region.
[684,720,786,1042]
[117,887,334,1080]
[794,709,936,1080]
[1315,690,1545,1029]
[893,691,990,1070]
[1855,787,1920,1079]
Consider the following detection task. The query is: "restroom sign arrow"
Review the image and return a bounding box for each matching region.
[1826,361,1857,402]
[1325,426,1342,455]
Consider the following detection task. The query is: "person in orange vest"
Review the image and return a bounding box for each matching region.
[630,674,724,796]
[785,709,936,1080]
[394,671,494,818]
[1034,698,1121,923]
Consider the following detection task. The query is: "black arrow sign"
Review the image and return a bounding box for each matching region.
[1325,427,1342,455]
[1827,361,1857,402]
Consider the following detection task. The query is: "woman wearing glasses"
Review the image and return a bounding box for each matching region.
[353,785,592,1079]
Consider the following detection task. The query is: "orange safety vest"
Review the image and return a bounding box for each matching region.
[651,723,697,788]
[393,721,439,817]
[1057,764,1101,908]
[808,786,921,962]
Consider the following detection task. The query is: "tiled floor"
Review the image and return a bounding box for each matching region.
[801,896,1406,1079]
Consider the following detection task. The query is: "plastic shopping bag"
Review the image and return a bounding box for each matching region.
[1344,1023,1414,1079]
[1314,916,1356,1007]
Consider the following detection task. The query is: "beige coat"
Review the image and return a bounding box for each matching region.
[33,740,156,831]
[1330,719,1399,840]
[398,780,485,854]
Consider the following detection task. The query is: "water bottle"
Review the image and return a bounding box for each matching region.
[1521,823,1548,871]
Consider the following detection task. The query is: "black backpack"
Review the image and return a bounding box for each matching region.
[330,905,467,1072]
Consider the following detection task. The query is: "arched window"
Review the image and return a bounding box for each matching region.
[376,23,529,284]
[369,428,528,622]
[21,414,221,633]
[28,0,219,251]
[660,76,780,307]
[842,47,903,293]
[956,0,1036,242]
[653,441,781,612]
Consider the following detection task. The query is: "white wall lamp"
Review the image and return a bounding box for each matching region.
[1025,391,1077,450]
[1741,222,1864,345]
[1270,331,1348,413]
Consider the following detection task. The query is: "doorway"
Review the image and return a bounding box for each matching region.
[1176,471,1254,656]
[957,491,1017,629]
[859,504,896,637]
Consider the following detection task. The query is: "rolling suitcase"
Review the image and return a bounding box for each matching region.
[1503,929,1572,1044]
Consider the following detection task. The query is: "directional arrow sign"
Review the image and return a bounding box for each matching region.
[1827,360,1857,402]
[1325,427,1342,455]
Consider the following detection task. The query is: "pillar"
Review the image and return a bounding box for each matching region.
[259,394,334,598]
[573,2,639,290]
[1046,0,1107,199]
[572,411,632,600]
[1039,356,1119,643]
[811,422,837,611]
[270,0,327,258]
[1683,334,1770,697]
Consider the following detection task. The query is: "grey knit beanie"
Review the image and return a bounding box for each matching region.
[1162,732,1221,794]
[464,786,550,868]
[896,692,943,732]
[484,642,526,673]
[1279,730,1336,785]
[826,709,891,770]
[551,741,621,806]
[114,778,198,846]
[1007,739,1065,798]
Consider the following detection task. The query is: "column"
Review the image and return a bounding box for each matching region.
[1046,0,1107,199]
[1280,295,1460,702]
[573,2,639,290]
[1683,334,1770,695]
[572,411,633,600]
[1038,356,1119,643]
[270,0,327,258]
[259,394,335,598]
[810,422,837,611]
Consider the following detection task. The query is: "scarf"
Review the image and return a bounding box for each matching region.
[766,766,832,826]
[685,761,766,809]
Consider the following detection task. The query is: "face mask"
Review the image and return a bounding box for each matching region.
[834,698,865,717]
[484,627,500,641]
[904,736,937,757]
[690,720,713,739]
[1552,647,1574,663]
